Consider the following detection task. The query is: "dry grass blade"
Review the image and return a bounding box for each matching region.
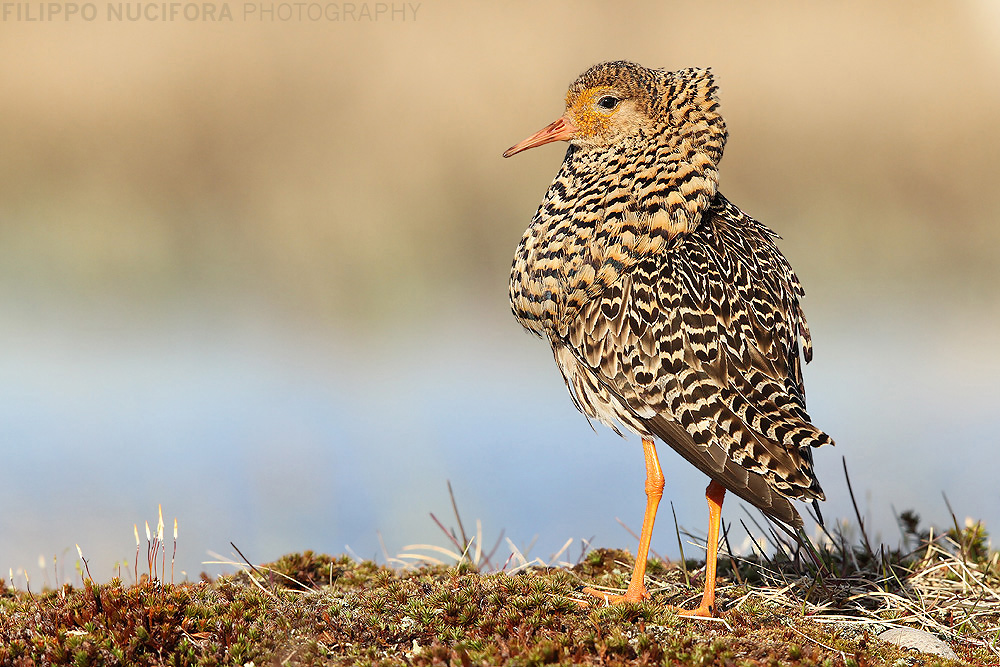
[400,544,465,562]
[393,553,447,567]
[385,476,997,662]
[549,537,575,567]
[735,511,1000,659]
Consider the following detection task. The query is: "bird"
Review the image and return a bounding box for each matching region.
[503,61,833,617]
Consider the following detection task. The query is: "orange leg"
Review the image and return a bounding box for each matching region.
[580,437,664,604]
[578,444,728,618]
[680,479,726,618]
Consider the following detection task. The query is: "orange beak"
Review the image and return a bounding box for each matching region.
[503,116,578,158]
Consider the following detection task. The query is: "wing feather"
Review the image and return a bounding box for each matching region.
[558,194,833,523]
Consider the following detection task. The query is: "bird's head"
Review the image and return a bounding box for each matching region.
[504,61,724,161]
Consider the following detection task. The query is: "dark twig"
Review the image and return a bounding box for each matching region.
[740,519,776,571]
[720,519,744,586]
[75,545,94,583]
[230,542,267,582]
[447,480,470,552]
[482,529,505,570]
[671,502,689,585]
[942,492,966,562]
[430,512,470,562]
[145,521,159,582]
[768,526,793,563]
[843,457,876,563]
[742,507,779,554]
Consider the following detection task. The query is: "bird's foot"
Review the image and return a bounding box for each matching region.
[573,585,649,607]
[674,602,714,618]
[573,585,717,618]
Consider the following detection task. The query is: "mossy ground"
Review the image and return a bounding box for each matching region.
[1,543,993,666]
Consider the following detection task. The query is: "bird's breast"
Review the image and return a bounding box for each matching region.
[509,166,607,337]
[509,137,719,338]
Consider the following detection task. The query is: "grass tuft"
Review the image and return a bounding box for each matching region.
[1,491,996,665]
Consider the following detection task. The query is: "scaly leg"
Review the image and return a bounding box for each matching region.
[580,437,664,604]
[679,480,726,618]
[577,444,727,617]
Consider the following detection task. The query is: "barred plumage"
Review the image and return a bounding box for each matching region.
[505,61,832,615]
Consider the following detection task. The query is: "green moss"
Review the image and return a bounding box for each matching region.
[0,547,988,666]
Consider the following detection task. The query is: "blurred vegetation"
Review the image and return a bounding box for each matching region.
[1,1,999,334]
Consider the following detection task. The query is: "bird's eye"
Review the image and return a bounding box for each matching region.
[596,95,620,110]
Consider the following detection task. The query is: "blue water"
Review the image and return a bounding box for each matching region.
[2,297,998,586]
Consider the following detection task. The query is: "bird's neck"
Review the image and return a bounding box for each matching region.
[509,130,723,337]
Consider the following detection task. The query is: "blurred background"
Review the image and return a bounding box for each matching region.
[2,0,999,584]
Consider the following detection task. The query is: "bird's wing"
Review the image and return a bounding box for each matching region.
[562,198,831,523]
